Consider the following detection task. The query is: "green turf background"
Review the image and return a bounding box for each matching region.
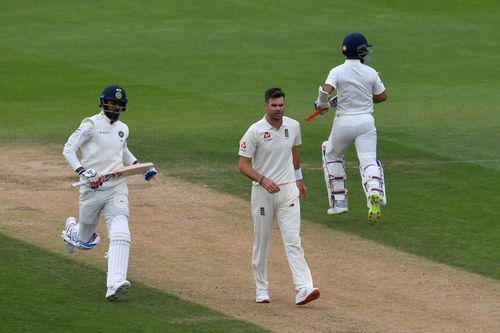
[1,0,499,330]
[0,233,268,332]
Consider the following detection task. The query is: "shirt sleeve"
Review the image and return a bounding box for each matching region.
[239,126,256,158]
[373,72,386,95]
[325,68,337,89]
[294,122,302,146]
[62,120,93,172]
[123,142,138,166]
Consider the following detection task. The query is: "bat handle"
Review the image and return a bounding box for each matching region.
[305,108,325,121]
[71,180,89,188]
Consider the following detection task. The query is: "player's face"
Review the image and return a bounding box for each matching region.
[103,100,125,113]
[264,97,285,121]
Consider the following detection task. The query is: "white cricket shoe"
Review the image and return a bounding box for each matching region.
[62,217,78,253]
[327,200,348,215]
[78,232,101,250]
[61,217,100,252]
[295,287,320,305]
[255,289,270,303]
[106,280,131,301]
[368,192,382,225]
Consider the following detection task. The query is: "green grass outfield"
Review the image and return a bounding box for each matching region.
[1,0,499,329]
[0,234,268,332]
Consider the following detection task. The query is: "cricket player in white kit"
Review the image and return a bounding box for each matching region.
[315,33,387,224]
[62,85,158,300]
[239,87,320,305]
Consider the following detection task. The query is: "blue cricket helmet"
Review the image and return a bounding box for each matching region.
[342,33,373,62]
[99,85,127,123]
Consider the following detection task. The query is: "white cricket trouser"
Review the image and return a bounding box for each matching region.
[78,182,130,241]
[325,114,381,191]
[251,182,313,291]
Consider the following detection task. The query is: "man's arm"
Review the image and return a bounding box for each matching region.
[373,91,387,103]
[292,146,308,198]
[322,83,335,94]
[239,156,265,185]
[62,121,93,173]
[239,156,280,193]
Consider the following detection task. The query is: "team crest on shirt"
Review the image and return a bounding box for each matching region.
[284,128,289,139]
[118,131,124,138]
[263,131,271,141]
[240,141,247,152]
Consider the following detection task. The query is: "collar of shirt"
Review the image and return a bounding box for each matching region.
[262,115,287,131]
[99,111,112,124]
[344,59,362,65]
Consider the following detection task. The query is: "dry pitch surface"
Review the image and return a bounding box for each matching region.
[0,145,498,333]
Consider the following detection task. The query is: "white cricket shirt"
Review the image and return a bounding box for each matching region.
[63,112,137,188]
[325,59,385,115]
[239,116,301,185]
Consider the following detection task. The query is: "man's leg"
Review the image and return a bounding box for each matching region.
[251,186,274,299]
[62,190,101,252]
[276,184,312,289]
[324,119,353,215]
[354,119,385,224]
[276,184,319,305]
[103,185,131,300]
[323,141,348,214]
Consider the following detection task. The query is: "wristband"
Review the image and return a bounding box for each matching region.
[294,168,303,181]
[75,167,86,175]
[259,176,265,185]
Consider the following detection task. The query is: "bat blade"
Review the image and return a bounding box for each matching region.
[71,162,154,188]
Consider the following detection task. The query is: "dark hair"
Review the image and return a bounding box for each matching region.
[264,87,285,103]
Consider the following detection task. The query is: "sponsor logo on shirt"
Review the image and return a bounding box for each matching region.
[240,141,247,152]
[118,131,124,138]
[97,131,111,135]
[263,131,271,141]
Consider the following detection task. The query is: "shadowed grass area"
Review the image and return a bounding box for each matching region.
[0,233,268,332]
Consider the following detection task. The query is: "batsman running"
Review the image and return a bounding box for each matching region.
[62,85,158,300]
[313,33,388,224]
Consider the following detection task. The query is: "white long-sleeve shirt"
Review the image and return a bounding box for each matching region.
[63,112,137,189]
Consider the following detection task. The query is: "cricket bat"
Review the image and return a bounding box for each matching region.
[305,96,338,121]
[304,108,326,121]
[71,162,154,188]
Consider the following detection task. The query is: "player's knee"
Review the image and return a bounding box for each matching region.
[108,215,131,243]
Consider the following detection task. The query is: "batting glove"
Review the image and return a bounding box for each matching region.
[81,169,104,189]
[144,167,158,181]
[314,96,338,116]
[314,102,330,115]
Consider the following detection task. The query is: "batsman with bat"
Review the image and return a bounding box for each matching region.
[62,84,158,300]
[313,33,388,224]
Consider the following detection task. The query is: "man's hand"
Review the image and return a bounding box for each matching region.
[144,167,158,181]
[314,102,330,115]
[261,177,280,194]
[315,85,331,110]
[296,180,308,198]
[81,169,104,189]
[314,96,337,115]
